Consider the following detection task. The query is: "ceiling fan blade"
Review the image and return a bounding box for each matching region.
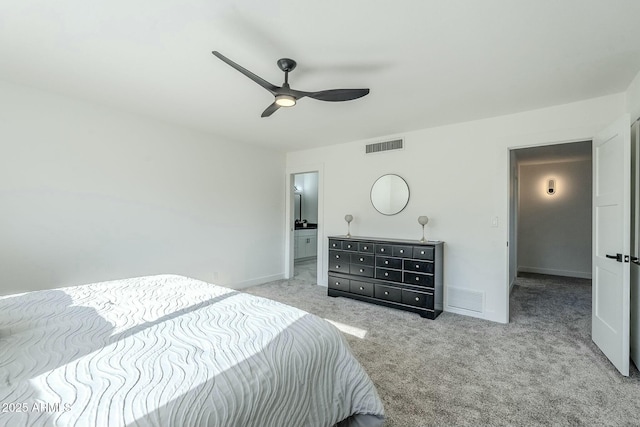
[306,88,370,102]
[261,102,281,118]
[212,51,279,94]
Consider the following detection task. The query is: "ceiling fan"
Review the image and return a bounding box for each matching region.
[212,51,370,117]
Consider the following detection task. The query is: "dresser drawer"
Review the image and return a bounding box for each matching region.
[350,280,374,297]
[376,256,403,269]
[350,264,374,277]
[375,244,392,255]
[403,259,434,274]
[392,245,412,257]
[358,242,374,253]
[328,275,350,291]
[376,268,402,282]
[329,239,343,250]
[403,272,434,287]
[329,261,349,273]
[342,241,358,251]
[375,284,402,303]
[351,253,374,266]
[413,246,434,260]
[401,289,434,308]
[329,250,348,262]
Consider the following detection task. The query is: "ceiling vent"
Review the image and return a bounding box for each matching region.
[365,138,404,154]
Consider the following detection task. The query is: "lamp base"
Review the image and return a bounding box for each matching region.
[419,224,426,243]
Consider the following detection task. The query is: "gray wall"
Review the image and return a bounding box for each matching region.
[517,159,592,278]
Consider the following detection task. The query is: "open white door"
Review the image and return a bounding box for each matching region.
[630,120,640,369]
[592,113,631,376]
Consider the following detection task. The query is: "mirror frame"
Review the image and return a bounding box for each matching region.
[370,174,410,216]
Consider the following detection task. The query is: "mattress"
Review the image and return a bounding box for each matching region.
[0,275,384,427]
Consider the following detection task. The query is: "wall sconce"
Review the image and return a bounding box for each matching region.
[547,179,556,195]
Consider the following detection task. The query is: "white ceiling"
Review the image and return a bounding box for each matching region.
[2,0,640,152]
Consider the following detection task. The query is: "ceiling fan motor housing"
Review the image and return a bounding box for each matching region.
[277,58,297,72]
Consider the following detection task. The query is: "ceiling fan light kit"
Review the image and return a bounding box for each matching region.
[275,94,296,107]
[212,51,369,117]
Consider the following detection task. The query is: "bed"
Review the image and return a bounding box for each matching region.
[0,275,384,427]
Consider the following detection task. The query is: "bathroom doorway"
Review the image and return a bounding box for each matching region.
[293,172,319,283]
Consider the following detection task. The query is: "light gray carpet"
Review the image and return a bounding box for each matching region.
[245,273,640,426]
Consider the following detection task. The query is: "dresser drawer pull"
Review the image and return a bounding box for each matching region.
[415,297,420,301]
[384,272,389,277]
[347,244,352,249]
[333,243,337,247]
[416,264,420,268]
[384,260,389,265]
[363,246,368,250]
[415,277,420,281]
[335,265,340,269]
[381,248,385,252]
[359,257,364,262]
[335,255,340,259]
[359,286,364,290]
[359,268,365,273]
[420,250,425,255]
[335,281,341,286]
[399,249,404,254]
[384,291,389,295]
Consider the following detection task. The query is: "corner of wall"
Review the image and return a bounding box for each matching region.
[626,69,640,121]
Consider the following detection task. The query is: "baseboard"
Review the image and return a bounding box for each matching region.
[444,306,507,324]
[230,273,285,290]
[518,266,591,279]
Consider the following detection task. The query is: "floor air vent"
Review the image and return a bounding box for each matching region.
[447,287,484,313]
[365,138,404,154]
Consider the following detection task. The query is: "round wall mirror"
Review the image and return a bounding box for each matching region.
[370,174,410,215]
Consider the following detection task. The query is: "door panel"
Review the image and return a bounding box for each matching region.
[595,267,621,331]
[592,113,631,376]
[631,120,640,369]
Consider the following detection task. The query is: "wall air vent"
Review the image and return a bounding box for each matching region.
[447,287,484,313]
[365,138,404,154]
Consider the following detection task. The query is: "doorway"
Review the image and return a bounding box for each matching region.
[508,140,593,317]
[292,172,319,284]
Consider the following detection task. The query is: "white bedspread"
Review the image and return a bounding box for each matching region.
[0,275,384,427]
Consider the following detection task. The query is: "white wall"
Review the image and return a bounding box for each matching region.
[517,159,592,278]
[0,81,285,295]
[627,69,640,122]
[287,93,625,323]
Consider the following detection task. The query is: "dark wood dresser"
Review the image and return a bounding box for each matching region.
[327,236,444,319]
